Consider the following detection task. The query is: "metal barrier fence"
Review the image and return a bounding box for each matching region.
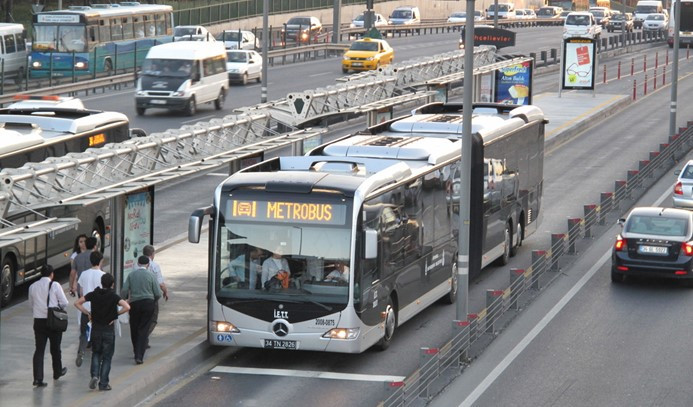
[380,122,693,406]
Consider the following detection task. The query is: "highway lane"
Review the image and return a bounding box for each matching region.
[146,45,693,406]
[81,26,571,134]
[436,155,693,406]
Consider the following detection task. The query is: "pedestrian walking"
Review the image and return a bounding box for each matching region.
[142,245,168,348]
[121,255,161,365]
[68,234,87,297]
[28,265,68,387]
[75,251,106,367]
[74,273,130,391]
[71,236,98,293]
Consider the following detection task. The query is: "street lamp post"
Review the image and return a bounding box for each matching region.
[670,0,680,137]
[261,0,268,103]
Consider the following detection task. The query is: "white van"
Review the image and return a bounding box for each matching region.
[634,0,663,29]
[0,23,27,81]
[135,42,228,116]
[389,6,421,25]
[487,2,516,19]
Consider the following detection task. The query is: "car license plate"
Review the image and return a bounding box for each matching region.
[263,339,297,350]
[638,245,668,255]
[151,99,166,105]
[352,62,363,67]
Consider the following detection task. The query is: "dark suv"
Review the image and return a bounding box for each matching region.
[607,13,634,32]
[282,16,323,43]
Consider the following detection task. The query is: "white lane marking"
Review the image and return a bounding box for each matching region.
[81,88,134,101]
[458,185,672,407]
[210,366,406,382]
[208,173,229,177]
[309,72,332,77]
[181,114,215,124]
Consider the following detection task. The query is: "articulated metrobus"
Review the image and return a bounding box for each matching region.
[668,0,693,48]
[31,2,173,78]
[189,103,546,353]
[0,96,131,307]
[549,0,590,11]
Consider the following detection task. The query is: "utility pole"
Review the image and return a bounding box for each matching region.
[261,0,268,103]
[669,0,680,137]
[457,0,475,321]
[332,0,341,43]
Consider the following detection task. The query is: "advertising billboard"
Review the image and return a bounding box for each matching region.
[494,60,532,105]
[562,38,596,90]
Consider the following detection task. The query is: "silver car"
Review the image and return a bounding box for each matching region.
[673,160,693,208]
[643,13,668,32]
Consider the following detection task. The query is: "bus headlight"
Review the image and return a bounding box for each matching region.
[75,61,87,69]
[32,61,42,69]
[322,328,359,339]
[212,321,240,333]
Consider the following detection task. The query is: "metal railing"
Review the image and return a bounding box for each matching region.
[379,122,693,407]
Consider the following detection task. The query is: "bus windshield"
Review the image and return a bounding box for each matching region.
[33,24,87,52]
[217,194,352,306]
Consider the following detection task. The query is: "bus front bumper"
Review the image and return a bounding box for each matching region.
[209,328,369,353]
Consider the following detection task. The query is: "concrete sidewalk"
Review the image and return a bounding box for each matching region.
[0,91,629,407]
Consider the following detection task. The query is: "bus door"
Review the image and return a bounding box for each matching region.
[17,212,47,279]
[483,159,504,261]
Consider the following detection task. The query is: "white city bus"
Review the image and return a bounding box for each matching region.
[189,103,546,353]
[0,96,132,307]
[668,0,693,48]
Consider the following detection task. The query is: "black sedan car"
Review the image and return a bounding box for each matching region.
[612,207,693,284]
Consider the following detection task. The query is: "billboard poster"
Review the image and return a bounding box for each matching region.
[122,188,154,283]
[494,61,532,105]
[562,38,596,90]
[478,72,494,102]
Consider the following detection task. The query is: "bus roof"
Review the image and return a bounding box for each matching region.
[34,3,172,20]
[0,23,24,34]
[0,108,128,137]
[145,41,226,60]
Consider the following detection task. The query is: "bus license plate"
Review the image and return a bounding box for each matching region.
[264,339,297,350]
[151,99,166,105]
[639,245,667,255]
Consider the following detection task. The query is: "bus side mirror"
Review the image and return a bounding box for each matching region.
[189,205,214,243]
[364,229,378,259]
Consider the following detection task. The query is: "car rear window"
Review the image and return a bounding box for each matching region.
[626,215,688,236]
[682,165,693,179]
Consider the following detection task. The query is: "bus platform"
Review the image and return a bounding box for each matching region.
[0,91,630,407]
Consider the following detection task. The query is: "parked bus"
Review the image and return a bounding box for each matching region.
[0,96,132,307]
[30,2,173,78]
[549,0,590,11]
[188,102,546,353]
[668,0,693,48]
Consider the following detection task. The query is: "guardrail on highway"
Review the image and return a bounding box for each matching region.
[378,121,693,407]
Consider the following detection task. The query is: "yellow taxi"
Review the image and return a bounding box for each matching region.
[341,37,394,74]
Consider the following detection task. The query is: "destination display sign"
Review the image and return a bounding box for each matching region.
[37,14,81,23]
[227,199,347,225]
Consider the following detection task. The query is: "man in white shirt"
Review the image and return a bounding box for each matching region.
[75,251,105,368]
[324,261,349,283]
[143,245,168,347]
[29,265,69,387]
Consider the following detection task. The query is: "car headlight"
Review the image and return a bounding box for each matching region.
[212,321,240,333]
[172,91,185,97]
[343,55,350,60]
[301,32,309,40]
[136,91,145,96]
[322,328,359,339]
[32,61,42,68]
[366,56,375,61]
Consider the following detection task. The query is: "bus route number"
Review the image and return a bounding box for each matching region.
[315,318,335,327]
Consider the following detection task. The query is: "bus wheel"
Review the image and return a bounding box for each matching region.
[496,224,511,266]
[214,89,226,110]
[185,97,197,116]
[510,219,523,257]
[0,257,15,307]
[376,298,397,350]
[442,256,457,304]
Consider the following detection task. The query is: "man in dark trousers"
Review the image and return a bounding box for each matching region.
[121,256,161,365]
[75,273,130,391]
[28,265,68,387]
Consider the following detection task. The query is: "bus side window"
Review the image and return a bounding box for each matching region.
[165,14,172,35]
[145,15,155,37]
[154,14,166,35]
[0,35,5,55]
[122,17,134,39]
[133,16,144,38]
[88,26,97,43]
[111,18,123,41]
[99,19,110,43]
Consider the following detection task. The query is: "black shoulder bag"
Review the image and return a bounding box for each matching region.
[46,281,68,332]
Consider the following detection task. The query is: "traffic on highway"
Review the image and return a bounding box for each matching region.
[2,0,693,406]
